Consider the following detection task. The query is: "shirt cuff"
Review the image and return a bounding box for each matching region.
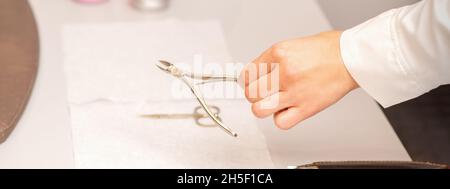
[340,9,423,108]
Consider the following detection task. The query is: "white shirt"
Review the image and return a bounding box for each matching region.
[340,0,450,107]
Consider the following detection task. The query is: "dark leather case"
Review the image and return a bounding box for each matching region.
[297,161,449,169]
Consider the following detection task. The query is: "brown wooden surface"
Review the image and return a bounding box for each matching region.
[0,0,39,143]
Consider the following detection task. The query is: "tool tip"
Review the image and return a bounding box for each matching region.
[158,60,171,66]
[156,60,172,72]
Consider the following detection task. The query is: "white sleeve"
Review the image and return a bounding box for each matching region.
[340,0,450,107]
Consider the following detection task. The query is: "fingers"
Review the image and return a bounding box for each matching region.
[273,105,320,130]
[251,92,292,118]
[239,49,276,87]
[244,66,280,103]
[250,93,313,129]
[273,107,305,130]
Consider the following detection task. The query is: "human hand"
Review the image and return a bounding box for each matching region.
[239,31,358,129]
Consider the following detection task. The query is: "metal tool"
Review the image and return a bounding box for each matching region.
[141,106,222,127]
[155,60,238,137]
[130,0,169,12]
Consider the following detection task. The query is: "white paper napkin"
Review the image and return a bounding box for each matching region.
[69,100,274,168]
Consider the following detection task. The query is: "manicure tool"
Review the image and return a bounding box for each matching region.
[154,60,238,137]
[141,106,222,127]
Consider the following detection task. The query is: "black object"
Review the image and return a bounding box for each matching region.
[297,161,448,169]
